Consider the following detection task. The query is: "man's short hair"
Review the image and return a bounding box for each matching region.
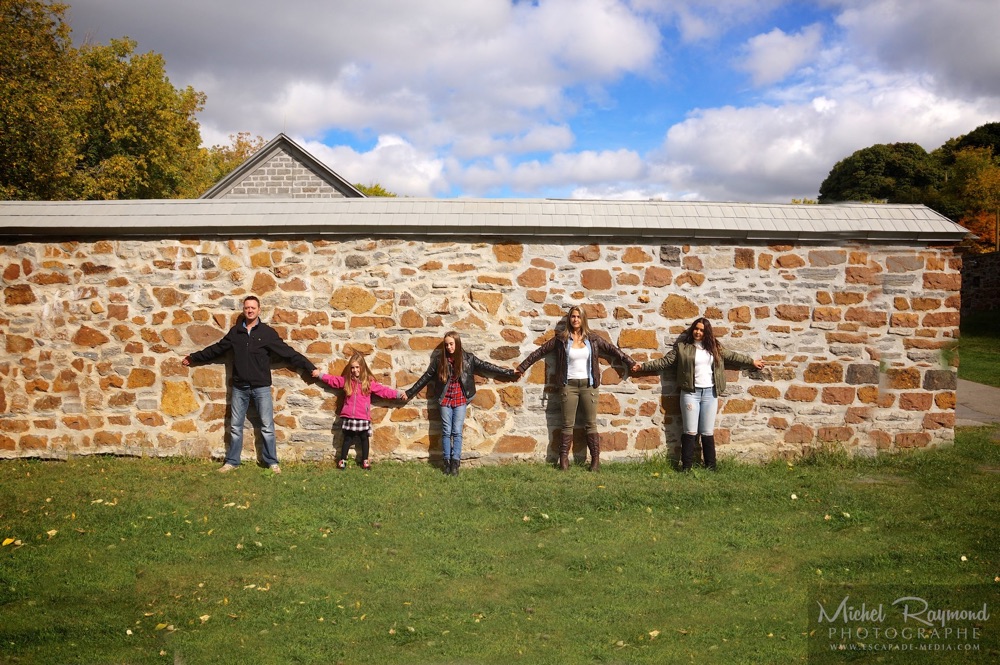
[243,295,261,307]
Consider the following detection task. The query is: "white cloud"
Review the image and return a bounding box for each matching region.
[61,0,1000,203]
[456,148,645,196]
[738,24,823,86]
[836,0,1000,98]
[303,136,447,198]
[651,70,1000,202]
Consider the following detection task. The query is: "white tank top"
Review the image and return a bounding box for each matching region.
[567,344,590,380]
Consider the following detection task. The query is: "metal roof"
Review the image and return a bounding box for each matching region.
[0,198,969,243]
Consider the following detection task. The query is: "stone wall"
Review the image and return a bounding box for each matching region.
[0,236,961,464]
[960,250,1000,316]
[219,152,348,199]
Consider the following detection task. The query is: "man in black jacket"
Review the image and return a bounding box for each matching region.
[182,295,316,474]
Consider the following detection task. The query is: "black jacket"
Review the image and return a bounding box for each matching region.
[406,350,515,403]
[188,319,316,388]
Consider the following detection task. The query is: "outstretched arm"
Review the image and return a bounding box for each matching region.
[403,355,440,400]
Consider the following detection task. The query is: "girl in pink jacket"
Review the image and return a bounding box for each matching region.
[313,352,404,470]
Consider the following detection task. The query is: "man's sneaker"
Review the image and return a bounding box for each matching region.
[337,459,346,470]
[270,464,282,475]
[218,463,237,473]
[361,459,371,470]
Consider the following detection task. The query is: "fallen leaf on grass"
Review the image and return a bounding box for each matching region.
[46,529,57,539]
[2,538,15,547]
[649,630,660,639]
[199,615,210,624]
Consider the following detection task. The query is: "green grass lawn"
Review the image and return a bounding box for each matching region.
[960,311,1000,388]
[2,430,999,664]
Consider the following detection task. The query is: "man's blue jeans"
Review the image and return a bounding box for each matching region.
[439,403,467,461]
[226,385,277,467]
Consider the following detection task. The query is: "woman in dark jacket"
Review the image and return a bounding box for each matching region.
[404,331,516,475]
[516,305,635,472]
[633,317,764,471]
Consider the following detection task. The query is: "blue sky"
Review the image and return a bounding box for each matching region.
[66,0,1000,201]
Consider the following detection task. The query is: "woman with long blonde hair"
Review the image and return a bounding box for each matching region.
[516,306,635,471]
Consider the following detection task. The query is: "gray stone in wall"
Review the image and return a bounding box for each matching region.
[923,369,957,390]
[659,245,681,266]
[846,364,880,384]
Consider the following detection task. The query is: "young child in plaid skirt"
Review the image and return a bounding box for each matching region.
[313,352,405,470]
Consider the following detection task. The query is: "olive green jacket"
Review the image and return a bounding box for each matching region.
[640,342,756,393]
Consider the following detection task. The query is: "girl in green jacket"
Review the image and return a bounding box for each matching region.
[634,317,764,471]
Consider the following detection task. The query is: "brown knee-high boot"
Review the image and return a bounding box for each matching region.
[586,432,601,472]
[559,431,573,470]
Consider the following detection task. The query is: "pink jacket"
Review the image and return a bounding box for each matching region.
[319,374,402,421]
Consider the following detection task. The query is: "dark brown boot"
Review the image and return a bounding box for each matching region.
[559,432,573,470]
[587,432,601,472]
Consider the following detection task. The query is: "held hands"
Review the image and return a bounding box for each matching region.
[181,355,191,367]
[753,359,765,370]
[631,363,642,373]
[311,369,322,378]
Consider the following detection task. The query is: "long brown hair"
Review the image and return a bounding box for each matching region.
[679,317,721,363]
[341,352,374,396]
[557,305,591,342]
[437,331,463,382]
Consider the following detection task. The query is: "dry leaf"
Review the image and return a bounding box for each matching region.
[2,538,15,547]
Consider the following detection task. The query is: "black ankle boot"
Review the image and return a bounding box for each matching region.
[451,459,460,476]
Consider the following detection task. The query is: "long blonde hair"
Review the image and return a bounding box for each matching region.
[340,352,374,396]
[557,305,591,342]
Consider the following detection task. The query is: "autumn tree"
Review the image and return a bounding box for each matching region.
[353,183,396,197]
[0,0,82,199]
[202,132,267,187]
[945,147,1000,251]
[2,1,210,200]
[72,38,207,199]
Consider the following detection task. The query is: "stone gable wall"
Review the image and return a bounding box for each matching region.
[0,236,960,464]
[960,250,1000,316]
[219,151,348,199]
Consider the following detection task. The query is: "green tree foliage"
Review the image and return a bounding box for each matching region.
[353,182,397,197]
[0,0,82,199]
[818,124,1000,252]
[955,122,1000,156]
[1,1,210,200]
[818,143,940,204]
[74,38,207,199]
